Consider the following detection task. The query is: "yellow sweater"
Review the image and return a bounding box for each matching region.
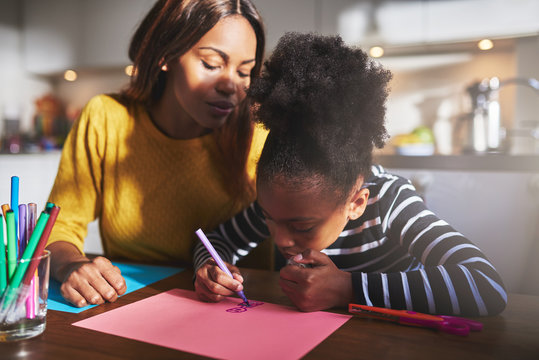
[47,94,268,264]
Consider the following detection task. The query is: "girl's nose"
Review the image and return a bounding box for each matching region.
[272,228,295,248]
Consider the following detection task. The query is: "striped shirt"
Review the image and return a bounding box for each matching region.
[193,165,507,316]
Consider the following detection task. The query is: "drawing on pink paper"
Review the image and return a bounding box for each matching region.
[72,288,352,360]
[226,300,264,313]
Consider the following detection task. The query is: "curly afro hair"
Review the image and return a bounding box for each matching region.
[250,32,392,203]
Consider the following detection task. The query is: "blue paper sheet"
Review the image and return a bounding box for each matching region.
[47,262,183,313]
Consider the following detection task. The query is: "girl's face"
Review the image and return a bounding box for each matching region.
[257,178,369,259]
[165,15,257,132]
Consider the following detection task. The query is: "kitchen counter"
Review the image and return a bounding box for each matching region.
[374,154,539,172]
[375,153,539,296]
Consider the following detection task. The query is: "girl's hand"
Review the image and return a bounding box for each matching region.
[60,256,127,307]
[279,249,353,312]
[195,259,244,302]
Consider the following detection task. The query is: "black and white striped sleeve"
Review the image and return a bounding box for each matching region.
[193,202,270,270]
[351,175,507,316]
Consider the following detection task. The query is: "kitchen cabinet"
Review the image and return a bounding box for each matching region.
[323,0,539,48]
[20,0,539,74]
[380,157,539,296]
[22,0,155,74]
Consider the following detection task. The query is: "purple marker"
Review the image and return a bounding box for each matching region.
[27,203,37,236]
[195,228,249,305]
[18,204,27,259]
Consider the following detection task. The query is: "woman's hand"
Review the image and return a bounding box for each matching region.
[279,249,353,312]
[47,242,127,307]
[60,256,127,307]
[195,259,244,302]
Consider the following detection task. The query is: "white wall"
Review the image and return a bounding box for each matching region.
[0,153,104,255]
[55,69,131,114]
[0,0,52,135]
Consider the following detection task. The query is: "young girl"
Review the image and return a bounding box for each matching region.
[194,32,507,316]
[46,0,268,307]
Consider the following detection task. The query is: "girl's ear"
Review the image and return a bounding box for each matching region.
[347,186,369,221]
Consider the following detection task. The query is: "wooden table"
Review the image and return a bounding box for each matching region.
[2,268,538,359]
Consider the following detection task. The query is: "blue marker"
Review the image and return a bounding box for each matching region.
[195,228,249,305]
[11,176,19,246]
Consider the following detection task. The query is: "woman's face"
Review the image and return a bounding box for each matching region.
[257,178,369,260]
[166,15,257,131]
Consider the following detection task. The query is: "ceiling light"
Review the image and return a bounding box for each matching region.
[125,64,135,76]
[369,46,384,58]
[64,70,77,81]
[478,39,494,51]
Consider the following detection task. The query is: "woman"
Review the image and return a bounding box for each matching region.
[46,0,267,307]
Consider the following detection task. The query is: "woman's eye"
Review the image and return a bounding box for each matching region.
[238,71,250,78]
[201,60,218,70]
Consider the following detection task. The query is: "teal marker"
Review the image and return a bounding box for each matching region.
[45,202,55,212]
[6,210,17,281]
[0,215,7,294]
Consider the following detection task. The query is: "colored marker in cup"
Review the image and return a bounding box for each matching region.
[195,228,249,305]
[0,215,6,294]
[6,210,17,281]
[11,176,19,241]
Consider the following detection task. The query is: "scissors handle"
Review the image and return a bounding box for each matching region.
[440,316,484,334]
[400,315,483,336]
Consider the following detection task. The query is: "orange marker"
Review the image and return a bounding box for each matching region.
[1,204,10,218]
[349,304,483,336]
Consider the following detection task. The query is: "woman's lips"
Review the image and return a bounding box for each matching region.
[207,101,235,116]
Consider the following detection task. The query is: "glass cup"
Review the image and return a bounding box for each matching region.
[0,250,51,341]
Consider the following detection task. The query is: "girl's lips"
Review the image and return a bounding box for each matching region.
[282,252,297,260]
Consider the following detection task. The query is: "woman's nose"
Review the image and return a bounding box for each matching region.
[216,68,240,95]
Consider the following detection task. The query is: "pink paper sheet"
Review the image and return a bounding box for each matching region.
[73,289,352,360]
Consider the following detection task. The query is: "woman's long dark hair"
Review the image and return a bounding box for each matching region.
[123,0,265,203]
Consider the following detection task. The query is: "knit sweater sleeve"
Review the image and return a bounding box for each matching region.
[193,202,270,270]
[351,175,507,316]
[46,95,107,254]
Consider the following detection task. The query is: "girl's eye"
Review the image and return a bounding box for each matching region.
[291,225,315,233]
[201,60,218,70]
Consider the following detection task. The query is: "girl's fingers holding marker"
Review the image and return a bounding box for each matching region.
[195,277,224,302]
[208,265,243,293]
[232,272,244,283]
[195,261,241,301]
